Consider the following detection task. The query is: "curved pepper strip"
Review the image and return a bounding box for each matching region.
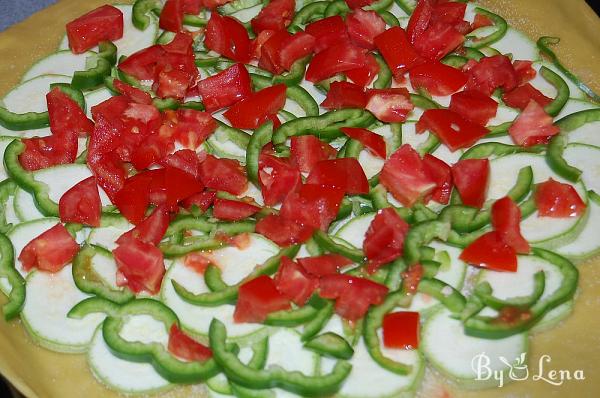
[409,94,440,111]
[366,0,394,12]
[219,0,262,15]
[312,230,365,263]
[160,236,225,258]
[384,259,407,291]
[324,0,350,18]
[485,121,512,138]
[417,278,466,313]
[539,66,570,117]
[417,134,440,156]
[165,216,255,239]
[466,8,508,49]
[246,121,274,185]
[304,332,354,360]
[474,271,546,311]
[132,0,161,30]
[464,249,578,339]
[404,221,451,265]
[547,109,600,182]
[251,74,319,117]
[463,47,486,61]
[0,233,26,320]
[460,142,545,160]
[301,300,334,341]
[393,0,415,14]
[173,245,300,306]
[289,2,328,32]
[369,185,413,222]
[377,10,400,28]
[537,37,600,103]
[215,120,252,150]
[441,55,469,69]
[72,41,118,90]
[72,245,135,304]
[363,290,414,375]
[100,299,221,383]
[209,318,352,396]
[373,54,392,89]
[273,57,311,87]
[0,179,17,233]
[264,305,320,327]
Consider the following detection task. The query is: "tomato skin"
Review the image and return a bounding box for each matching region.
[344,0,374,8]
[406,0,435,43]
[274,257,319,306]
[305,16,349,53]
[382,311,420,349]
[223,84,287,129]
[366,88,414,123]
[19,132,79,172]
[340,127,386,159]
[305,43,368,83]
[164,166,205,208]
[258,30,292,74]
[306,158,369,195]
[113,170,159,224]
[345,9,386,50]
[118,206,170,246]
[234,275,291,323]
[422,154,452,205]
[414,22,464,61]
[409,62,467,96]
[380,144,436,207]
[290,135,337,174]
[319,274,389,321]
[66,5,123,54]
[259,154,302,206]
[416,109,489,151]
[508,100,559,147]
[431,2,466,27]
[321,81,367,110]
[251,0,295,34]
[59,177,102,227]
[18,224,80,273]
[174,109,217,149]
[47,87,94,137]
[204,13,251,63]
[471,13,494,30]
[161,149,202,179]
[345,53,380,87]
[160,0,184,32]
[156,69,193,100]
[181,190,217,212]
[119,45,166,81]
[502,83,552,111]
[363,208,410,273]
[212,198,261,221]
[459,231,517,272]
[451,159,489,209]
[199,154,248,195]
[465,55,518,96]
[535,179,586,218]
[113,238,166,294]
[280,184,344,231]
[297,254,352,276]
[449,90,498,126]
[88,152,127,203]
[491,197,530,254]
[255,214,314,246]
[513,60,536,85]
[183,0,202,14]
[197,63,252,112]
[260,31,315,73]
[374,26,423,79]
[401,263,423,295]
[168,324,213,362]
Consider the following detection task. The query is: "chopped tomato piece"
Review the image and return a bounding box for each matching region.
[340,127,386,159]
[113,170,159,224]
[366,88,414,123]
[471,13,494,31]
[321,81,367,110]
[306,158,369,195]
[305,43,368,83]
[202,0,234,9]
[464,55,518,96]
[19,224,79,273]
[319,274,388,321]
[212,198,261,221]
[161,149,202,179]
[168,324,213,361]
[345,53,380,87]
[47,87,94,137]
[197,63,252,112]
[380,144,436,206]
[401,263,424,295]
[535,179,586,218]
[508,100,559,147]
[117,206,170,246]
[183,0,202,14]
[297,254,352,276]
[160,0,184,32]
[290,135,337,173]
[383,311,420,349]
[59,177,101,227]
[414,22,464,61]
[251,29,276,59]
[459,231,517,272]
[259,154,301,206]
[124,103,160,124]
[513,60,536,85]
[118,45,165,81]
[19,132,79,172]
[449,90,498,126]
[364,208,410,273]
[280,184,344,231]
[344,0,374,8]
[416,109,489,151]
[181,190,217,212]
[422,154,452,205]
[345,9,386,50]
[156,68,193,100]
[88,153,127,203]
[451,159,489,208]
[130,133,173,170]
[174,109,217,149]
[409,62,467,96]
[113,238,166,294]
[234,275,291,323]
[431,2,466,27]
[255,214,314,246]
[277,32,315,71]
[184,252,212,275]
[251,0,295,34]
[502,84,553,111]
[199,155,248,195]
[491,197,530,254]
[274,257,319,306]
[374,26,423,79]
[66,5,123,54]
[164,166,204,208]
[406,0,435,43]
[223,84,287,129]
[204,13,251,63]
[305,16,349,53]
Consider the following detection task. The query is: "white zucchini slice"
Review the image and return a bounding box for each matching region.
[487,105,518,126]
[489,28,540,62]
[84,87,114,118]
[21,266,105,352]
[3,194,21,226]
[422,308,528,388]
[88,218,133,252]
[555,190,600,261]
[529,62,589,102]
[556,100,598,121]
[335,213,374,249]
[2,74,71,114]
[13,188,44,222]
[562,144,600,194]
[21,50,94,82]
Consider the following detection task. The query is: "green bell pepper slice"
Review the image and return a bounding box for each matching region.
[474,271,546,311]
[466,8,508,49]
[0,233,26,320]
[272,57,310,87]
[304,332,354,360]
[417,278,466,313]
[246,121,274,185]
[302,299,334,341]
[72,41,117,90]
[404,221,451,265]
[132,0,161,30]
[540,66,570,117]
